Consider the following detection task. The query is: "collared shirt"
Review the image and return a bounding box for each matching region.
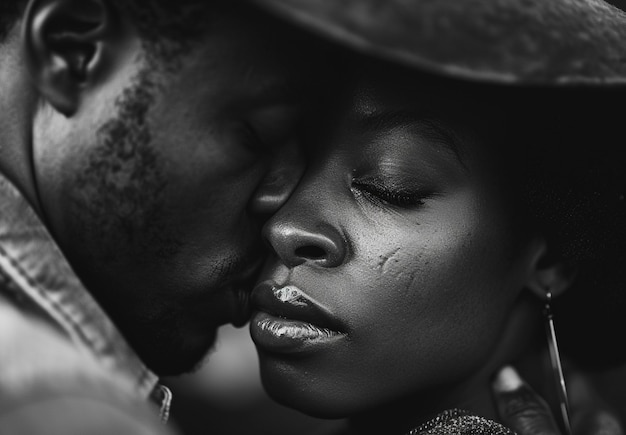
[0,172,171,421]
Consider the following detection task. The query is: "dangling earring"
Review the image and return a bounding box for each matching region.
[544,290,572,435]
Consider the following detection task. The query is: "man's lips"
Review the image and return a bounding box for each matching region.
[229,260,265,327]
[251,281,345,333]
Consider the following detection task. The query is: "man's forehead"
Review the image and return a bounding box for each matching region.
[175,28,329,110]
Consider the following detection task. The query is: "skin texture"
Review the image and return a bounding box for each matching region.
[251,67,555,434]
[3,1,336,375]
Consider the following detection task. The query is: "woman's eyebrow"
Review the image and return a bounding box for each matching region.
[356,109,464,163]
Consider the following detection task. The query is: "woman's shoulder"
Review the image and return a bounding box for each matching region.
[405,409,514,435]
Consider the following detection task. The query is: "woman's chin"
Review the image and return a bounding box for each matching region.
[264,386,351,419]
[257,354,356,419]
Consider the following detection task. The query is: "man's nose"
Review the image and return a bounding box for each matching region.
[249,142,305,217]
[264,217,346,269]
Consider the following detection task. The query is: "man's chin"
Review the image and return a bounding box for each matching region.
[134,325,219,377]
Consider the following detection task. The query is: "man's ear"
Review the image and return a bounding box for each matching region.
[23,0,119,116]
[524,237,578,300]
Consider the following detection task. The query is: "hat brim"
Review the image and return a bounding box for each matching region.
[253,0,626,86]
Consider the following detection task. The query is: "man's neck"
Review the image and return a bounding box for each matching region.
[0,32,42,218]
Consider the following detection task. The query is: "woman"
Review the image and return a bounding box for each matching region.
[246,1,626,433]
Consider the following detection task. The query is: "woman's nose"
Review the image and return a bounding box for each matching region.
[264,219,346,268]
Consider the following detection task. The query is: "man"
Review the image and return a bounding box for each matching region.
[0,0,621,434]
[0,0,336,432]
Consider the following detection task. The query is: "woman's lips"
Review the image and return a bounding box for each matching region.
[250,281,346,353]
[256,313,340,339]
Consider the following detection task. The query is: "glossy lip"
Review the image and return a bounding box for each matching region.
[251,281,345,332]
[250,281,347,353]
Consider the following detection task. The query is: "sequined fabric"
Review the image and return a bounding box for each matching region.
[405,409,515,435]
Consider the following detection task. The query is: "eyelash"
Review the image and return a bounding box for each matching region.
[352,180,428,208]
[241,122,268,152]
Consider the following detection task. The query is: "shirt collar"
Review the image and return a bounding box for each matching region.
[0,173,159,399]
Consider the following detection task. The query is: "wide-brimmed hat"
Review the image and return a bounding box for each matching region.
[252,0,626,86]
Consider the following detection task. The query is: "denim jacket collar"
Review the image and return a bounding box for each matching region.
[0,172,159,400]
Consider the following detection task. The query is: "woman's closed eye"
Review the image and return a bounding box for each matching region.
[351,177,432,209]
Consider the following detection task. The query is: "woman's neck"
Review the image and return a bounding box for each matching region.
[346,348,548,435]
[346,371,499,435]
[345,296,547,435]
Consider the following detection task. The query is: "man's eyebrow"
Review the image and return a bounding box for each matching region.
[247,79,304,106]
[356,109,464,162]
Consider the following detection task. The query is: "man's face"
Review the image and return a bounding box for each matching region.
[32,4,330,375]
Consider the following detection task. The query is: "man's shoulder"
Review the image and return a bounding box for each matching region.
[0,296,175,435]
[0,294,101,397]
[0,171,160,399]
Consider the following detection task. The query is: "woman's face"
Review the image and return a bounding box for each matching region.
[250,75,539,418]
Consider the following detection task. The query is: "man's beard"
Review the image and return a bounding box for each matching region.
[71,63,181,265]
[67,63,208,375]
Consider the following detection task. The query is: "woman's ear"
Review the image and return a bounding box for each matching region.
[524,237,578,299]
[22,0,119,116]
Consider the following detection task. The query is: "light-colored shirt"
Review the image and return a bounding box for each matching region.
[0,172,173,432]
